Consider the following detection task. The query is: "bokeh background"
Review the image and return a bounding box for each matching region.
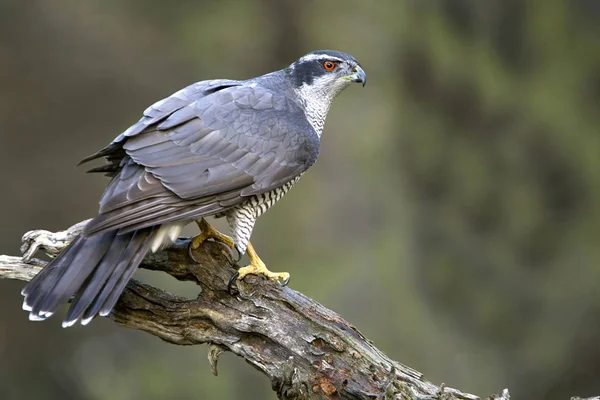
[1,0,599,399]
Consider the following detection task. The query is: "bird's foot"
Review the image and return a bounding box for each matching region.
[228,242,290,293]
[233,263,290,284]
[188,218,234,262]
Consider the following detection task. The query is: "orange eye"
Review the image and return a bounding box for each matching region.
[323,61,336,71]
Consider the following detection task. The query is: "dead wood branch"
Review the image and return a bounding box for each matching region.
[0,221,513,400]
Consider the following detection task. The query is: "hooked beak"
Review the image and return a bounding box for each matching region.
[349,65,366,87]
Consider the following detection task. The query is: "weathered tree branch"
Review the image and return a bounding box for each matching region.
[2,221,518,399]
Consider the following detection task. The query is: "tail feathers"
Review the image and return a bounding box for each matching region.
[30,232,118,319]
[62,232,132,325]
[21,227,156,327]
[67,228,156,325]
[21,235,85,299]
[22,236,89,316]
[99,229,156,315]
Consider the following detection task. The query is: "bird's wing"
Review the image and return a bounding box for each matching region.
[80,79,244,172]
[84,83,319,235]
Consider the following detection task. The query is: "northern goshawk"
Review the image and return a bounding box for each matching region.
[22,50,366,327]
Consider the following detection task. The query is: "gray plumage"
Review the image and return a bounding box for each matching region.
[21,50,366,327]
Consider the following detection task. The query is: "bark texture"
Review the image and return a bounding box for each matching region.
[1,221,518,399]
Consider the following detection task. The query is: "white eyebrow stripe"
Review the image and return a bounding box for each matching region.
[298,54,345,63]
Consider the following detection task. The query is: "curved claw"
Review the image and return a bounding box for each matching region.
[188,240,202,264]
[233,245,243,263]
[281,275,290,287]
[227,271,240,294]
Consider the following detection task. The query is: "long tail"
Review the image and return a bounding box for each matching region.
[21,227,157,327]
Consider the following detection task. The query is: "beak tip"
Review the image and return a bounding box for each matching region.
[351,66,366,87]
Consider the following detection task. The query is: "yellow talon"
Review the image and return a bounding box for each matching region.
[190,218,235,250]
[235,242,290,283]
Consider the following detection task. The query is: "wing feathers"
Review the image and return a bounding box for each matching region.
[83,83,318,235]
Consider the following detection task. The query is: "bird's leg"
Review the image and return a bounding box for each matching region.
[228,243,290,292]
[188,218,235,262]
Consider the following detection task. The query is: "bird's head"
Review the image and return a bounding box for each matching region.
[288,50,366,95]
[285,50,366,135]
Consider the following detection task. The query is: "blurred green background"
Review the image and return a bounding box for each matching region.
[1,0,599,399]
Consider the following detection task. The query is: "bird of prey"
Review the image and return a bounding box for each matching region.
[21,50,366,327]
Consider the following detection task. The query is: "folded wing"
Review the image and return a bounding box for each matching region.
[83,82,319,235]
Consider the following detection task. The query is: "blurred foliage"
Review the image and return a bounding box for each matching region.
[0,0,598,399]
